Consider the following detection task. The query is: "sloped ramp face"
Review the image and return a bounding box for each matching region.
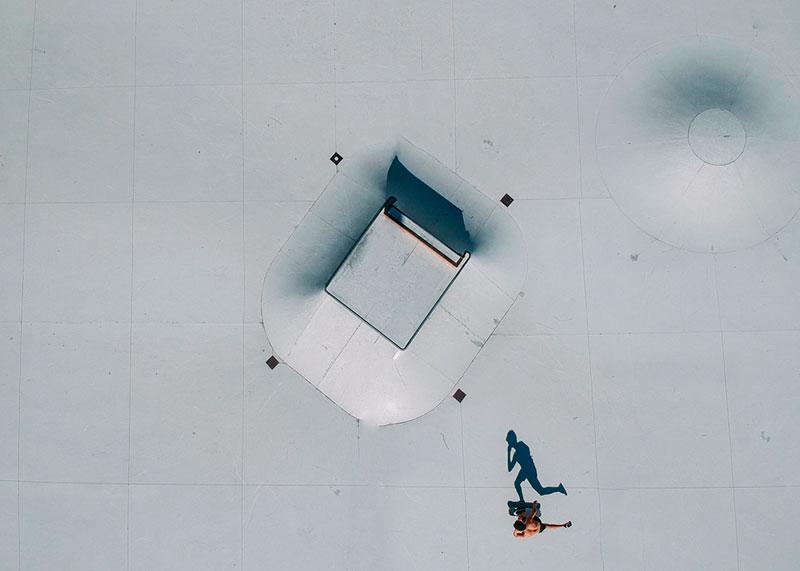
[261,140,526,425]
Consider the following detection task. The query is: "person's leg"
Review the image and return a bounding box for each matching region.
[513,471,526,502]
[527,475,565,496]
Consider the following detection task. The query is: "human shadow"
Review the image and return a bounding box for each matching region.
[506,430,567,502]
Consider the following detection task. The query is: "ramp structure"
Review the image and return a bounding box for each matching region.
[260,140,527,425]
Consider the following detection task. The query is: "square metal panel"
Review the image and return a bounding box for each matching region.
[326,199,469,349]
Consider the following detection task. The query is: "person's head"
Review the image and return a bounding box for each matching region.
[513,520,526,531]
[506,430,517,447]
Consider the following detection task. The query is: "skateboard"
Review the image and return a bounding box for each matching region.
[507,500,540,517]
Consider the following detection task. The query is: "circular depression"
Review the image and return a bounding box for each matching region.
[596,35,800,253]
[688,108,746,166]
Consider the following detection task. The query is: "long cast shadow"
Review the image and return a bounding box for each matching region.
[385,157,475,256]
[506,430,567,502]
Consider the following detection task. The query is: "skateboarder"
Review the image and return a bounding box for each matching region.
[506,430,566,502]
[512,504,572,539]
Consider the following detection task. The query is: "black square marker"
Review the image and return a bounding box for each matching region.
[329,152,343,165]
[500,193,514,207]
[453,388,466,403]
[266,356,279,369]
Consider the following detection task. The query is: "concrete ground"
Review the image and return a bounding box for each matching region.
[1,0,799,569]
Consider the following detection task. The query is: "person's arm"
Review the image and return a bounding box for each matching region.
[540,521,571,530]
[507,447,517,472]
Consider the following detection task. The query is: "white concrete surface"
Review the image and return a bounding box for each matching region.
[1,0,800,569]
